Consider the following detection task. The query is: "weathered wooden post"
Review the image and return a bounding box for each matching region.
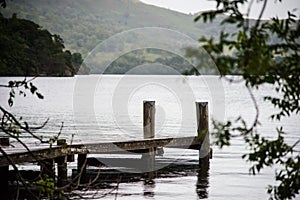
[0,137,9,146]
[0,166,8,200]
[196,102,210,165]
[56,139,68,187]
[40,159,55,180]
[0,137,9,200]
[143,101,155,139]
[142,101,155,174]
[196,102,210,197]
[77,153,87,182]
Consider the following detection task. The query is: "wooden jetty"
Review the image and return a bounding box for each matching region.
[0,101,211,199]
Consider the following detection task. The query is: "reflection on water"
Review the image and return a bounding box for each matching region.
[71,157,210,199]
[141,160,210,200]
[197,159,210,199]
[143,178,156,198]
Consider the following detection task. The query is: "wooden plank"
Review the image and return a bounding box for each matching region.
[0,136,204,167]
[85,136,204,153]
[0,145,87,167]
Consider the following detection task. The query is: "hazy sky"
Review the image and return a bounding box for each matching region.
[140,0,300,19]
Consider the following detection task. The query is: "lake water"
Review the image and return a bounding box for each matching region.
[0,75,299,199]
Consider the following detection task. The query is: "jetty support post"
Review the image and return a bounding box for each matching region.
[40,159,55,180]
[0,137,9,146]
[56,139,68,187]
[142,101,156,174]
[0,137,9,200]
[77,153,87,182]
[0,166,8,200]
[196,102,210,166]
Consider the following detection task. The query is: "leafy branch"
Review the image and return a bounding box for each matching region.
[194,0,300,199]
[0,77,44,106]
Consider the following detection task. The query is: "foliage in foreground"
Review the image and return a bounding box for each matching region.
[0,78,109,199]
[193,0,299,199]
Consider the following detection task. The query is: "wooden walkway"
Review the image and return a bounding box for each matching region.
[0,136,204,167]
[0,101,211,199]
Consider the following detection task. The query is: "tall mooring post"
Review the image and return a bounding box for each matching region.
[143,101,155,139]
[142,101,156,174]
[196,102,210,165]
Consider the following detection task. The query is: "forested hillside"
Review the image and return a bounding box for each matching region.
[2,0,209,56]
[0,13,87,76]
[0,0,255,75]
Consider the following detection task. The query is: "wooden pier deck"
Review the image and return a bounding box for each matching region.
[0,101,211,199]
[0,136,204,167]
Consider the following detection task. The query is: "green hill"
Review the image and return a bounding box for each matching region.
[1,0,208,55]
[0,13,87,76]
[0,0,292,75]
[1,0,238,74]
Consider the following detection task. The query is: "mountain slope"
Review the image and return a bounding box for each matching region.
[2,0,207,56]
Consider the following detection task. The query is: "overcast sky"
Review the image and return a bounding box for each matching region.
[140,0,300,19]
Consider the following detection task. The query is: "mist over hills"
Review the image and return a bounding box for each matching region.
[1,0,241,74]
[2,0,228,55]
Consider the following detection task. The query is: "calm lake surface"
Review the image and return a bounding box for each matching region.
[0,75,299,199]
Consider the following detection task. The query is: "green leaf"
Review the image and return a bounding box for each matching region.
[30,84,37,94]
[36,92,44,99]
[8,97,13,107]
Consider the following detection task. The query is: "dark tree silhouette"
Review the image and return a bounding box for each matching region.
[0,13,82,76]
